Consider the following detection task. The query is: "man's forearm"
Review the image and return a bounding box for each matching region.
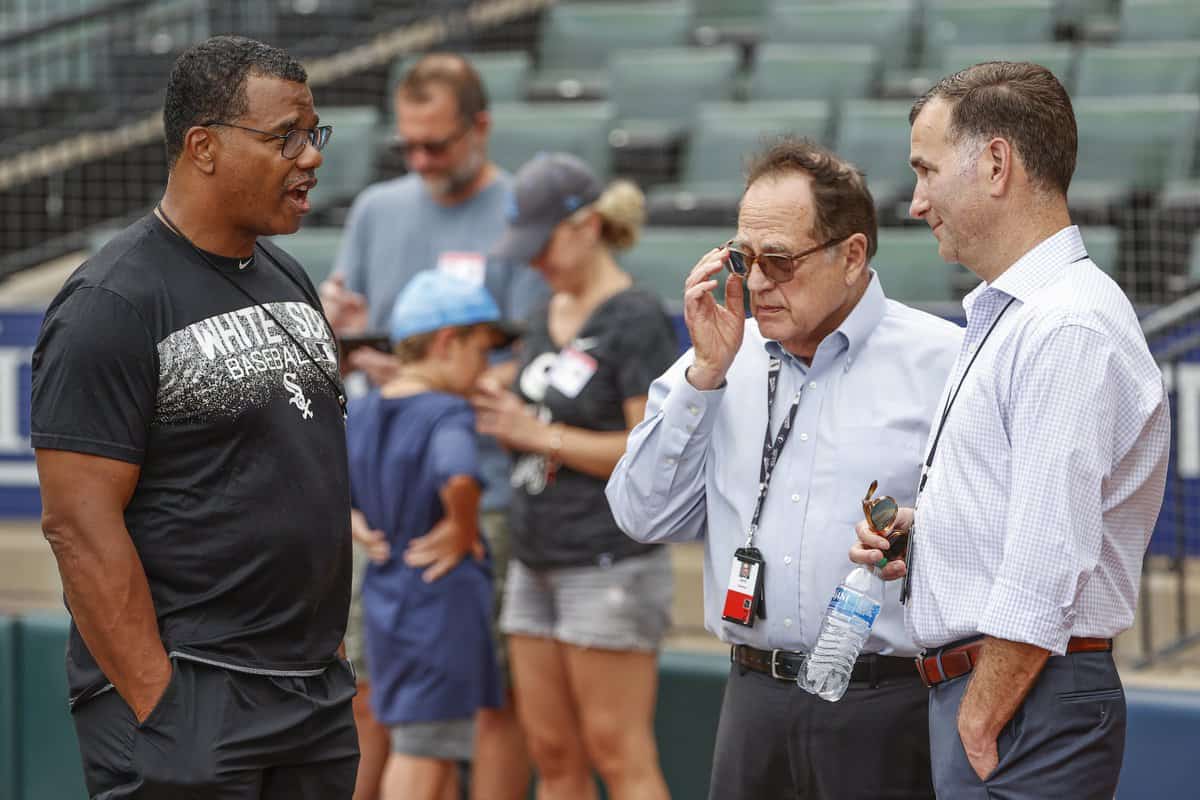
[959,636,1050,742]
[44,519,169,719]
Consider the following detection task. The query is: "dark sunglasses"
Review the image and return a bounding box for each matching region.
[203,121,333,160]
[724,234,850,284]
[863,480,908,561]
[391,123,471,157]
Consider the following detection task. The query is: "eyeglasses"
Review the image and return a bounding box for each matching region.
[724,234,850,284]
[203,121,333,159]
[391,124,471,157]
[863,480,908,560]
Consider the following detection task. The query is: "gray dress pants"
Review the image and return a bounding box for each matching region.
[928,650,1125,799]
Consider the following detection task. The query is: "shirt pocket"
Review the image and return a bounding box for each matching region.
[834,427,925,522]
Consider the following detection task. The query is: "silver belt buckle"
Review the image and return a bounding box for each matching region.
[770,648,785,680]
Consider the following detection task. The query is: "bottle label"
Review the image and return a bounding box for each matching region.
[828,586,881,627]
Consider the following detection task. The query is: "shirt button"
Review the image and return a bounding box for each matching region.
[809,382,817,389]
[665,457,676,465]
[687,404,700,415]
[784,618,793,628]
[783,555,792,565]
[791,493,801,502]
[798,433,809,441]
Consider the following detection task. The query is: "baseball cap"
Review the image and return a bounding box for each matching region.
[491,152,604,265]
[389,269,520,345]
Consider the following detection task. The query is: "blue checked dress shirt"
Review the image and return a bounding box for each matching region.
[908,226,1171,654]
[607,274,962,655]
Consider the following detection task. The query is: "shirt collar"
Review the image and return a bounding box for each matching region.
[762,270,887,370]
[962,225,1085,318]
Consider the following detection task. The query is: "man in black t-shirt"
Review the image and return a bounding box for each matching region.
[31,36,357,799]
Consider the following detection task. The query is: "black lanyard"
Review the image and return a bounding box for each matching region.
[155,205,347,418]
[746,357,804,547]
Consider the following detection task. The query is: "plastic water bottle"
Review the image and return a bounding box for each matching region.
[797,565,883,702]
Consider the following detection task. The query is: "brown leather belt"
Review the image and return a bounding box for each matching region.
[916,636,1113,688]
[732,644,919,687]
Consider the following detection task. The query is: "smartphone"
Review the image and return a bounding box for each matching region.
[338,332,391,359]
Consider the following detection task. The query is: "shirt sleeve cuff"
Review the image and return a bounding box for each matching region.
[658,368,725,442]
[977,577,1074,655]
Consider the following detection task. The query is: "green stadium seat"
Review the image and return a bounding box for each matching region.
[1073,95,1200,191]
[620,227,733,307]
[765,2,917,70]
[487,102,614,179]
[272,227,344,286]
[1120,0,1200,42]
[534,1,692,98]
[0,615,14,800]
[749,44,880,102]
[653,651,727,800]
[873,229,959,303]
[835,100,917,212]
[940,44,1076,93]
[609,47,740,141]
[648,100,833,225]
[17,612,87,800]
[389,51,532,104]
[1075,43,1200,97]
[693,0,769,35]
[926,1,1056,46]
[313,106,381,209]
[1079,225,1120,277]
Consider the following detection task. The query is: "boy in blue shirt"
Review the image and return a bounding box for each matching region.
[346,270,513,799]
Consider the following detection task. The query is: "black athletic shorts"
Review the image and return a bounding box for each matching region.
[70,656,359,799]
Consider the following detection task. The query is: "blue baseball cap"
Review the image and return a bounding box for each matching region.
[492,152,604,265]
[389,270,519,344]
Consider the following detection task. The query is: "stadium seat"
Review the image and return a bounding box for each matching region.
[693,0,769,36]
[0,615,14,800]
[487,102,614,179]
[533,1,692,98]
[835,100,917,215]
[926,0,1056,46]
[620,227,734,307]
[765,2,917,70]
[1075,43,1200,98]
[1120,0,1200,41]
[608,47,740,141]
[389,51,532,105]
[1073,95,1200,191]
[749,44,880,103]
[940,44,1076,93]
[1079,225,1120,277]
[16,613,87,800]
[648,100,833,225]
[310,106,380,210]
[272,227,344,286]
[872,229,959,303]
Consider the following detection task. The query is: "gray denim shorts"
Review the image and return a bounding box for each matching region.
[500,548,673,651]
[390,717,475,761]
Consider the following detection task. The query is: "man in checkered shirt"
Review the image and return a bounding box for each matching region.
[852,61,1170,799]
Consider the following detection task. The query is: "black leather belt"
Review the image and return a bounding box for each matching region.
[732,644,919,687]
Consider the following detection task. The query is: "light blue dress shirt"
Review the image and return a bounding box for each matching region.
[607,274,962,656]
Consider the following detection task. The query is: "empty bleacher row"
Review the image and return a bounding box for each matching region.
[10,0,1200,305]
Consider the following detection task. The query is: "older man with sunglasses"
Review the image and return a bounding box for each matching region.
[607,137,962,800]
